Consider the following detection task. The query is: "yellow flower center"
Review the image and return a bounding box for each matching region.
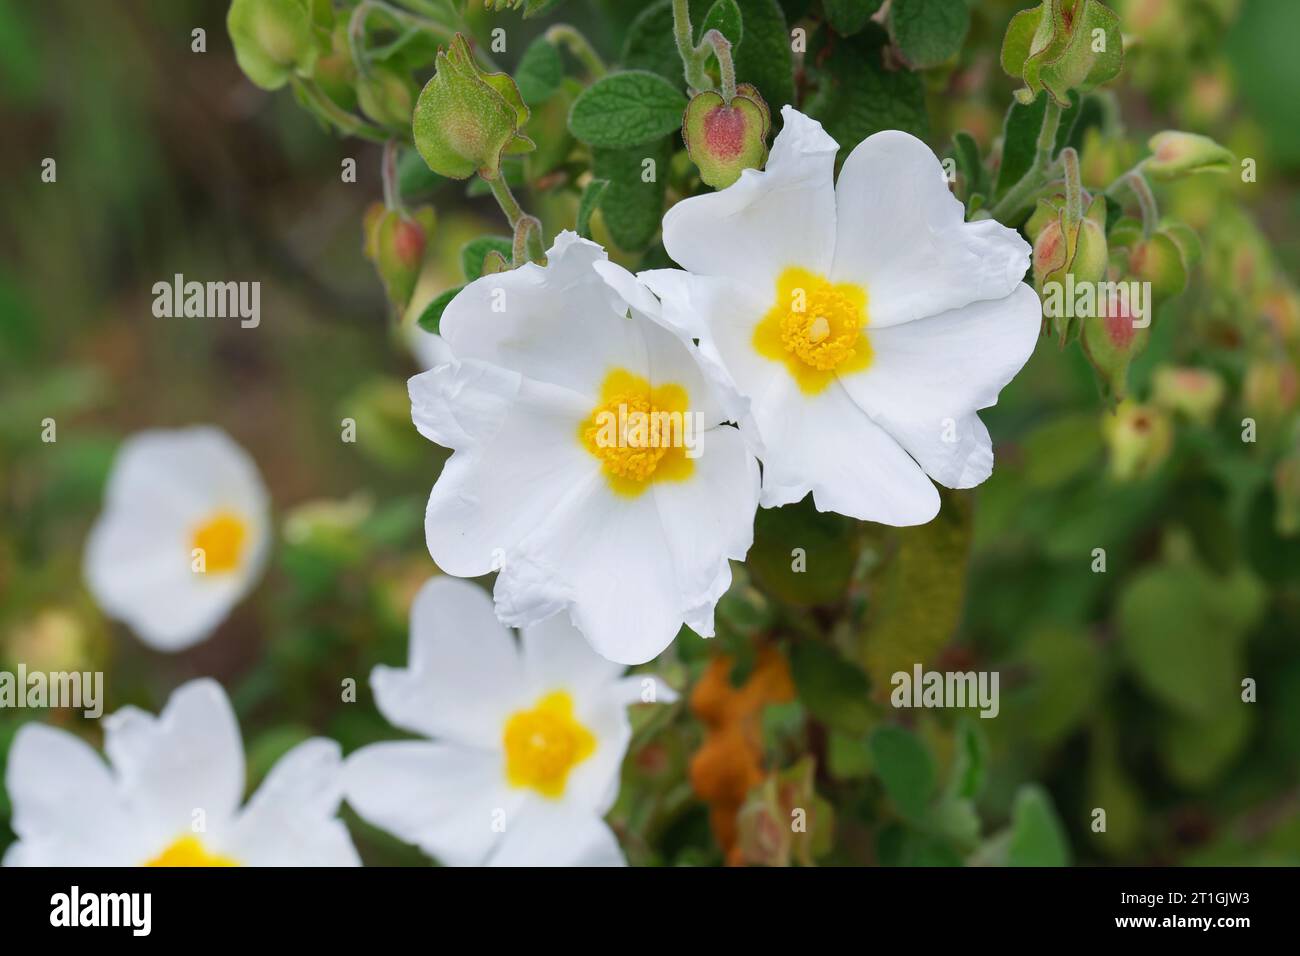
[502,690,596,799]
[190,510,248,575]
[144,836,240,867]
[754,266,872,394]
[579,368,695,497]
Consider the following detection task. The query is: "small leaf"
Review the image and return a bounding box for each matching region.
[824,0,883,37]
[460,236,514,281]
[869,725,935,822]
[789,641,873,735]
[577,178,609,238]
[416,286,463,333]
[699,0,744,45]
[621,0,690,85]
[515,35,563,106]
[889,0,969,69]
[1007,785,1071,866]
[568,70,688,148]
[732,0,795,120]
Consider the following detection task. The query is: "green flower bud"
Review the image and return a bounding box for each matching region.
[1103,400,1172,482]
[363,202,434,312]
[413,34,534,180]
[1129,230,1187,302]
[683,84,771,190]
[1033,195,1109,342]
[357,64,416,130]
[1152,366,1225,426]
[227,0,319,91]
[1081,275,1149,401]
[1143,131,1233,180]
[1001,0,1123,106]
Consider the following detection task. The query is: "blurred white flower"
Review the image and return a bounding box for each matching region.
[644,106,1041,525]
[343,576,676,866]
[83,426,270,651]
[409,230,759,665]
[3,678,358,866]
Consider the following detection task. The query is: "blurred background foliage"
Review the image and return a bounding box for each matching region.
[1,0,1298,866]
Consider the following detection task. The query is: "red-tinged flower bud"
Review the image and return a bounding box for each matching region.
[1152,366,1225,426]
[1143,131,1234,180]
[683,84,770,190]
[1103,400,1172,482]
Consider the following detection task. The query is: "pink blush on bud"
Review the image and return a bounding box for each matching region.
[704,106,747,161]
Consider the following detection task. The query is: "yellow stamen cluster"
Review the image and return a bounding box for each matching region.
[190,511,248,574]
[503,691,596,799]
[754,267,872,394]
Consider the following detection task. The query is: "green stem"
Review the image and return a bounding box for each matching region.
[382,139,403,212]
[291,78,389,142]
[1060,147,1082,223]
[671,0,711,92]
[545,24,607,80]
[1122,170,1158,237]
[701,29,736,101]
[483,172,545,264]
[986,97,1065,224]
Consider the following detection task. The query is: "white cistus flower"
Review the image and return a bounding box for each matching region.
[343,576,677,866]
[409,230,759,665]
[643,106,1041,526]
[2,678,359,866]
[84,426,271,651]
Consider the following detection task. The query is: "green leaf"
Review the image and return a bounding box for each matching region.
[951,130,986,200]
[416,286,463,333]
[732,0,795,120]
[460,236,513,282]
[789,641,873,734]
[824,0,883,37]
[860,490,972,689]
[869,725,935,822]
[621,0,692,85]
[889,0,969,69]
[592,137,671,251]
[992,90,1078,199]
[397,146,447,199]
[948,719,986,801]
[1117,560,1264,720]
[1007,785,1071,866]
[515,35,564,106]
[576,178,609,238]
[568,70,687,148]
[699,0,744,45]
[804,25,928,161]
[747,496,859,606]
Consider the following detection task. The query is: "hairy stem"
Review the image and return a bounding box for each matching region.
[1060,147,1082,223]
[701,29,737,101]
[1124,171,1158,237]
[545,24,607,80]
[483,172,544,264]
[382,140,402,212]
[986,97,1065,224]
[671,0,711,92]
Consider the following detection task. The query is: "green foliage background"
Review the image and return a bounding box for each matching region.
[1,0,1298,866]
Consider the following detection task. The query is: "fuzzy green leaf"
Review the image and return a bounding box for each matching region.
[568,70,687,148]
[591,137,671,251]
[416,286,463,334]
[889,0,969,69]
[576,178,609,238]
[460,236,513,282]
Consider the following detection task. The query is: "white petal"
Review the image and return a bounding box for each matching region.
[837,284,1042,488]
[83,426,270,651]
[344,741,524,867]
[424,377,602,578]
[520,612,625,702]
[3,724,140,866]
[439,231,643,400]
[831,130,1031,328]
[372,576,528,748]
[757,376,941,525]
[408,357,521,452]
[486,800,625,867]
[662,106,839,288]
[224,739,359,866]
[102,678,245,853]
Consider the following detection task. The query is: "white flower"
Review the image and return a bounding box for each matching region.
[409,230,759,665]
[343,576,677,866]
[84,426,271,651]
[2,678,359,866]
[643,106,1042,525]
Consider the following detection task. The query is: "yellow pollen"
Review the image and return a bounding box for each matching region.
[502,691,596,799]
[754,266,872,394]
[190,510,248,574]
[144,836,240,867]
[579,368,695,497]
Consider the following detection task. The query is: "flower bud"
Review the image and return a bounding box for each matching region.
[683,83,770,190]
[1129,230,1188,302]
[1143,131,1233,180]
[1152,366,1225,426]
[1103,400,1172,482]
[412,34,534,180]
[357,64,416,130]
[1033,196,1109,343]
[363,203,434,313]
[1001,0,1123,106]
[227,0,319,91]
[1081,276,1149,401]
